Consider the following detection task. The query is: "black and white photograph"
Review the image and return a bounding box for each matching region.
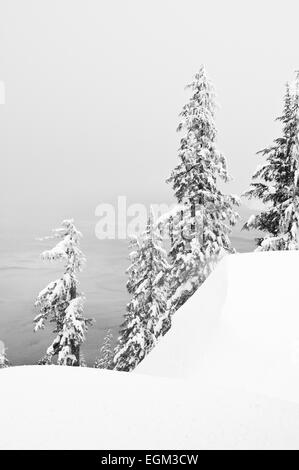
[1,0,299,453]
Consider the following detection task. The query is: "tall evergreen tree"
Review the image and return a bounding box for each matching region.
[113,211,171,372]
[94,329,114,369]
[244,74,299,250]
[0,342,9,369]
[166,66,239,307]
[34,219,93,366]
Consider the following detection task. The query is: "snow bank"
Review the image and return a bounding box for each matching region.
[137,252,299,403]
[1,365,299,449]
[1,252,299,449]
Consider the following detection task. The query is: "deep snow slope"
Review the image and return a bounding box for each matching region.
[137,252,299,403]
[1,252,299,449]
[1,365,299,449]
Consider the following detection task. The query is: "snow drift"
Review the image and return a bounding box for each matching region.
[1,252,299,449]
[137,251,299,403]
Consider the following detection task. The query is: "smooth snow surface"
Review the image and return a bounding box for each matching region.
[137,252,299,402]
[1,365,299,450]
[1,252,299,449]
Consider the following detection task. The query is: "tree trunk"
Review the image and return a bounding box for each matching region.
[190,199,196,233]
[70,282,80,366]
[169,215,174,247]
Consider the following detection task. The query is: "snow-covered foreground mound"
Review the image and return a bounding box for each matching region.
[1,252,299,449]
[137,252,299,402]
[1,365,299,450]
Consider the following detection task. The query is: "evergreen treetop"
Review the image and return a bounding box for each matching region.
[167,66,239,256]
[94,329,114,370]
[244,74,299,250]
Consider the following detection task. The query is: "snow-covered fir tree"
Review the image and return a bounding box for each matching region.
[34,219,93,366]
[94,329,114,369]
[166,66,239,308]
[157,205,204,310]
[0,343,9,369]
[113,211,171,372]
[169,236,211,310]
[244,74,299,250]
[79,353,87,367]
[37,353,52,365]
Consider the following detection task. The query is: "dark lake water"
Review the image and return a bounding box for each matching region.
[0,230,255,367]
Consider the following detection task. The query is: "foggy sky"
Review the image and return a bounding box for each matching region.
[1,0,299,234]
